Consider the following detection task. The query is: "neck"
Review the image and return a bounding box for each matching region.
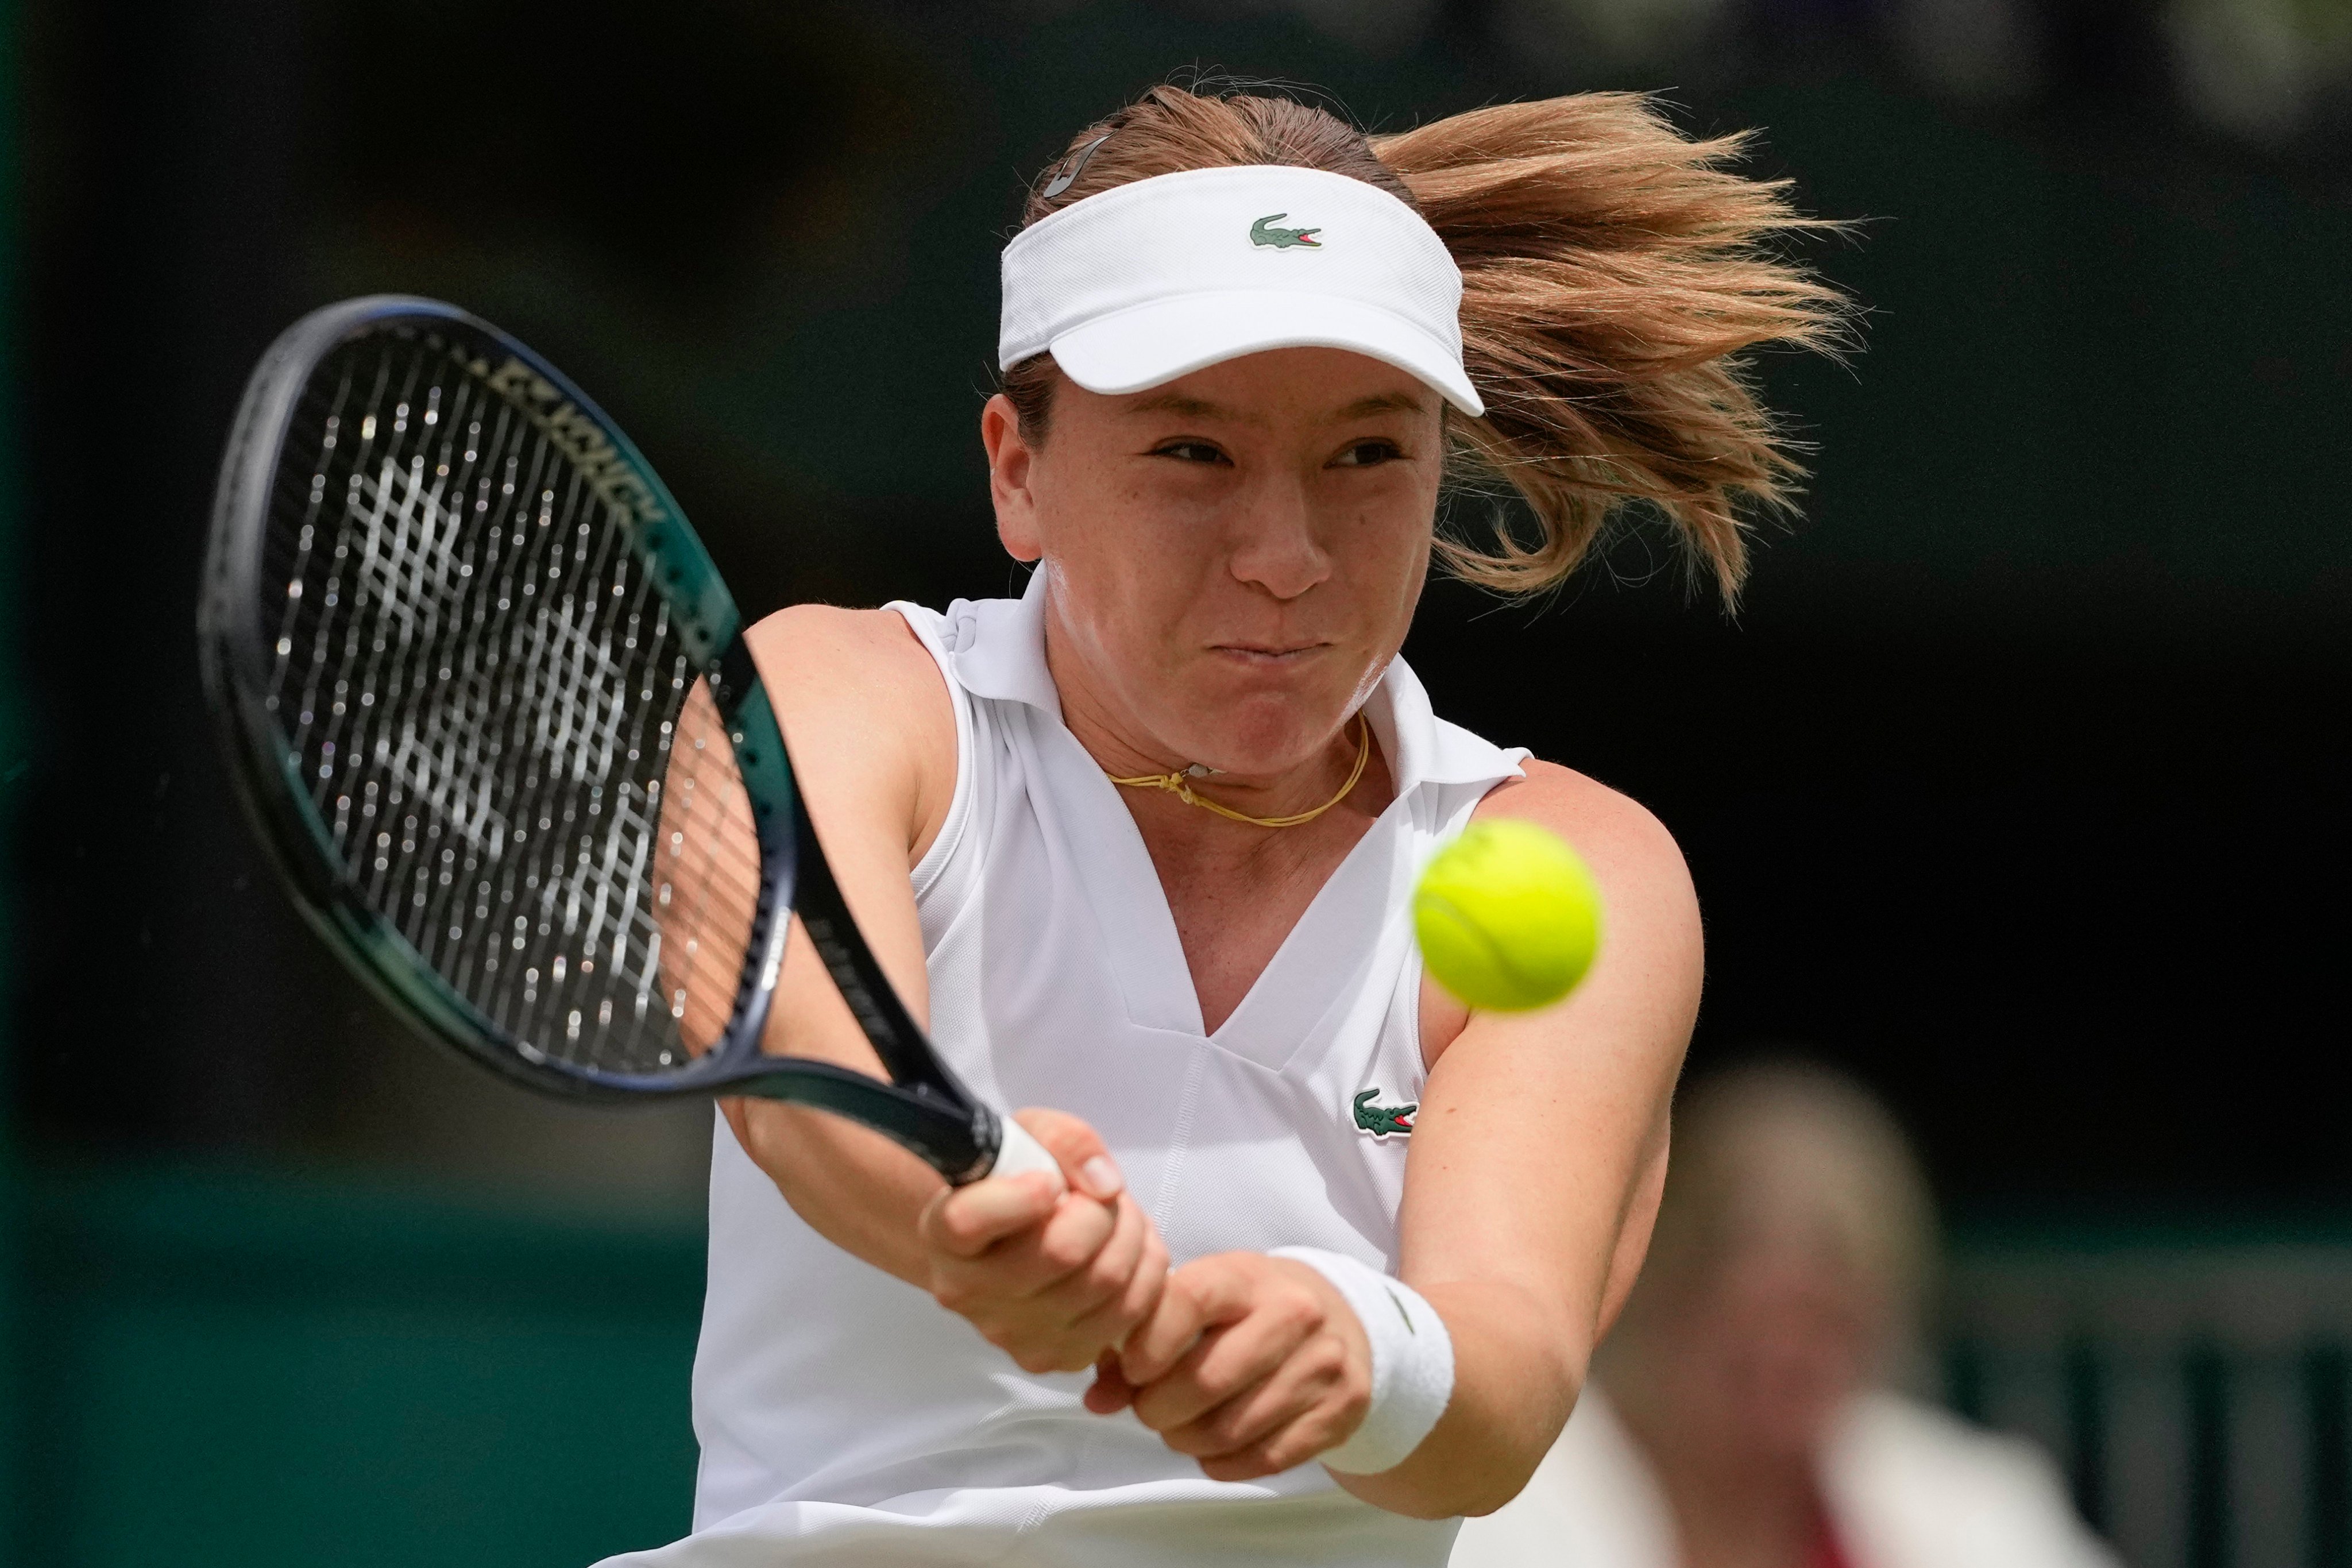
[1620,1403,1826,1568]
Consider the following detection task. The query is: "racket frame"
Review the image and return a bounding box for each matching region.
[199,295,1016,1183]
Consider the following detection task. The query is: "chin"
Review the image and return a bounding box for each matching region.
[1178,658,1367,755]
[1175,694,1349,778]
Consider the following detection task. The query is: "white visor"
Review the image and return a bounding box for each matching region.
[999,164,1484,418]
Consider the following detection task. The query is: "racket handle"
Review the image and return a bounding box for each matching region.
[986,1113,1068,1194]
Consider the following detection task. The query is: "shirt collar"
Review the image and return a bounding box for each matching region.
[943,567,1063,717]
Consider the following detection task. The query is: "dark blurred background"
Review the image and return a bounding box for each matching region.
[0,0,2346,1563]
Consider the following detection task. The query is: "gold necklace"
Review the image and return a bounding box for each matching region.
[1105,716,1371,829]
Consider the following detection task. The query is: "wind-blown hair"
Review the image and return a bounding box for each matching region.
[1005,85,1852,604]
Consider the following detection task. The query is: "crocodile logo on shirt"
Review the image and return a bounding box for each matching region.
[1353,1087,1416,1139]
[1250,213,1323,249]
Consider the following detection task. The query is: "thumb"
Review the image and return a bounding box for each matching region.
[918,1167,1060,1259]
[1013,1107,1125,1202]
[1119,1255,1253,1386]
[1084,1349,1137,1415]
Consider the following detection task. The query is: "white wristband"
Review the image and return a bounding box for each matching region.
[1271,1246,1455,1475]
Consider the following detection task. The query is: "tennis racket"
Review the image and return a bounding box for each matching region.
[198,295,1060,1188]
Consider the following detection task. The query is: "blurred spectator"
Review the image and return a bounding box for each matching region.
[1453,1061,2120,1568]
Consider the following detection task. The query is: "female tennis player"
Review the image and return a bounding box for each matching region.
[607,86,1843,1567]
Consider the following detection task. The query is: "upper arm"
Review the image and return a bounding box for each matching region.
[730,604,958,1067]
[742,604,959,881]
[1400,763,1701,1359]
[686,606,968,1275]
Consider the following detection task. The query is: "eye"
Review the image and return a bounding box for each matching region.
[1330,439,1404,469]
[1149,439,1230,466]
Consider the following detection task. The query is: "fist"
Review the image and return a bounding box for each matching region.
[1088,1251,1374,1481]
[917,1109,1170,1374]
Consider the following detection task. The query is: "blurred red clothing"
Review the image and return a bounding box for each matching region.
[1810,1507,1856,1568]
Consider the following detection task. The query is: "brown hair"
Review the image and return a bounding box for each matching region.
[1006,86,1852,604]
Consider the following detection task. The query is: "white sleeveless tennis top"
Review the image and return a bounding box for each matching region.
[603,573,1526,1567]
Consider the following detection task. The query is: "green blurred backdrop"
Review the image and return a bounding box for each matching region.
[2,0,2347,1563]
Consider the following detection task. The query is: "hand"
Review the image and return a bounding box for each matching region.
[1087,1252,1373,1481]
[917,1108,1170,1374]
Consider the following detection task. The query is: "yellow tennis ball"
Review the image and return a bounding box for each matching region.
[1413,820,1604,1012]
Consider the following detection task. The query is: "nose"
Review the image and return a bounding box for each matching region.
[1226,473,1333,603]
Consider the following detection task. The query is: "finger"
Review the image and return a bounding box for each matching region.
[1132,1292,1320,1435]
[1119,1256,1252,1385]
[1058,1241,1167,1373]
[1035,1189,1150,1326]
[1013,1107,1126,1202]
[1117,1282,1205,1389]
[1121,1223,1173,1330]
[1198,1402,1359,1483]
[1084,1350,1137,1415]
[918,1169,1061,1260]
[1086,1212,1171,1345]
[1024,1185,1122,1288]
[1162,1327,1350,1461]
[931,1186,1119,1314]
[1039,1189,1167,1335]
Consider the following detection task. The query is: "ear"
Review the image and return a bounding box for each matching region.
[981,394,1043,563]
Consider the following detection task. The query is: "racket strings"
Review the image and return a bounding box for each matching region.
[658,681,763,1057]
[261,326,763,1076]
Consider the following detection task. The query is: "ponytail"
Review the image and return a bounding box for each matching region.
[1374,98,1849,603]
[1015,87,1852,603]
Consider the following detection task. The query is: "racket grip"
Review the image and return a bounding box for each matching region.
[986,1113,1068,1194]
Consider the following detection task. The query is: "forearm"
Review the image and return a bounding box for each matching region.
[1328,1277,1585,1519]
[715,898,952,1289]
[724,1099,943,1286]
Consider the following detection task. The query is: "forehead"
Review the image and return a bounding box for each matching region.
[1109,346,1436,426]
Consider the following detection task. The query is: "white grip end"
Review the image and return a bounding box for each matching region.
[984,1114,1067,1194]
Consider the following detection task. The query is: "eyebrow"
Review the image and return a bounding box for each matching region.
[1125,391,1230,420]
[1334,391,1429,419]
[1121,388,1430,423]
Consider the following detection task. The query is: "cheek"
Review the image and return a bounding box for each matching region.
[1030,480,1203,655]
[1040,477,1239,627]
[1036,455,1196,561]
[1329,488,1438,611]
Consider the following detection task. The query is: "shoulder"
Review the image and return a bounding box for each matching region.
[743,603,941,694]
[741,604,958,858]
[741,603,956,740]
[1419,761,1701,1067]
[1471,761,1696,922]
[1835,1392,2069,1493]
[1829,1393,2119,1566]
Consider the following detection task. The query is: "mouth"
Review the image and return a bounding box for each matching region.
[1208,640,1329,666]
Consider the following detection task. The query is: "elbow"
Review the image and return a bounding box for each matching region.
[1340,1455,1543,1522]
[1426,1435,1555,1520]
[1450,1465,1544,1520]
